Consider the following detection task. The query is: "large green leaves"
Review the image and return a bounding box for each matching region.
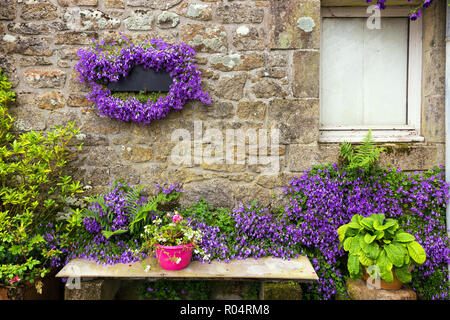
[377,249,394,282]
[395,265,412,283]
[407,241,426,265]
[337,224,349,243]
[102,229,128,239]
[394,232,416,243]
[337,213,427,285]
[364,233,376,244]
[348,254,361,279]
[360,217,374,231]
[384,243,404,268]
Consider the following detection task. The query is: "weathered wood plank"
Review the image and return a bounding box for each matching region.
[56,256,318,281]
[321,0,421,7]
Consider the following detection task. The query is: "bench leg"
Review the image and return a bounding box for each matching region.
[64,279,121,300]
[259,282,265,300]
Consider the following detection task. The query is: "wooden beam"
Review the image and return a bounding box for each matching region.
[321,0,421,7]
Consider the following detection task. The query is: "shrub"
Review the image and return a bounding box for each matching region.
[0,69,83,295]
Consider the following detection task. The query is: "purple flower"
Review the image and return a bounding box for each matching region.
[75,38,211,125]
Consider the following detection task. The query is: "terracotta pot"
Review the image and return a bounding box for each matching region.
[362,268,403,290]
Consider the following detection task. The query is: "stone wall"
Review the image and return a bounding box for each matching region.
[0,0,446,209]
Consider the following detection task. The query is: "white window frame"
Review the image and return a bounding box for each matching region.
[319,7,423,143]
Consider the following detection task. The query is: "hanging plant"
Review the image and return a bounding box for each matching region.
[75,37,211,125]
[365,0,436,20]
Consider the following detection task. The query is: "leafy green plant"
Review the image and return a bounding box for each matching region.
[339,129,385,172]
[138,279,211,300]
[111,91,168,104]
[337,213,427,283]
[0,69,83,296]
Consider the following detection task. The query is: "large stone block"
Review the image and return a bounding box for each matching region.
[9,103,46,132]
[251,79,287,99]
[422,95,445,143]
[37,91,66,110]
[234,184,273,207]
[379,144,445,171]
[68,70,90,93]
[422,48,446,98]
[216,3,264,24]
[422,0,446,50]
[0,0,15,20]
[236,100,266,121]
[122,145,154,163]
[58,0,98,6]
[347,279,416,300]
[156,11,180,29]
[80,146,121,166]
[54,32,98,45]
[268,99,319,144]
[24,68,67,89]
[269,0,320,49]
[124,10,154,31]
[209,53,264,72]
[1,36,54,56]
[7,22,54,35]
[194,100,235,120]
[184,3,213,21]
[77,9,121,31]
[232,26,266,51]
[181,179,234,208]
[84,165,141,186]
[292,50,320,98]
[21,3,59,21]
[127,0,182,10]
[288,144,340,172]
[103,0,124,8]
[181,24,228,54]
[214,73,247,101]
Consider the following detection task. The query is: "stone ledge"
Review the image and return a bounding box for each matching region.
[347,279,417,300]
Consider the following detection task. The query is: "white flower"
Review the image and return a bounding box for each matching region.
[144,265,151,272]
[175,257,181,264]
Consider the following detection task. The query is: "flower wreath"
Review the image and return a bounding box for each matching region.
[75,38,211,125]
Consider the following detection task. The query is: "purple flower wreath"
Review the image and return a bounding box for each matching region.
[75,37,211,125]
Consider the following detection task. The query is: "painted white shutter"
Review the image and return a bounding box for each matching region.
[320,17,409,127]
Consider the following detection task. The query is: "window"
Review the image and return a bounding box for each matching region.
[319,7,423,143]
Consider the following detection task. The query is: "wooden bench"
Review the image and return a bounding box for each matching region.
[56,256,318,300]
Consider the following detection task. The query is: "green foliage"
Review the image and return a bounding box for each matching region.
[0,69,83,293]
[138,279,211,300]
[181,199,234,235]
[128,185,181,237]
[337,213,426,283]
[111,91,168,104]
[339,129,385,172]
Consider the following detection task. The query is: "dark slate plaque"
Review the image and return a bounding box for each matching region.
[107,65,173,92]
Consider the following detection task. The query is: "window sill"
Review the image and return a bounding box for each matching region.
[319,129,424,143]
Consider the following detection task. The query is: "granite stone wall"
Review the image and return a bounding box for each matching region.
[0,0,446,209]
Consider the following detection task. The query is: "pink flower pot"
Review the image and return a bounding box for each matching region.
[155,243,194,271]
